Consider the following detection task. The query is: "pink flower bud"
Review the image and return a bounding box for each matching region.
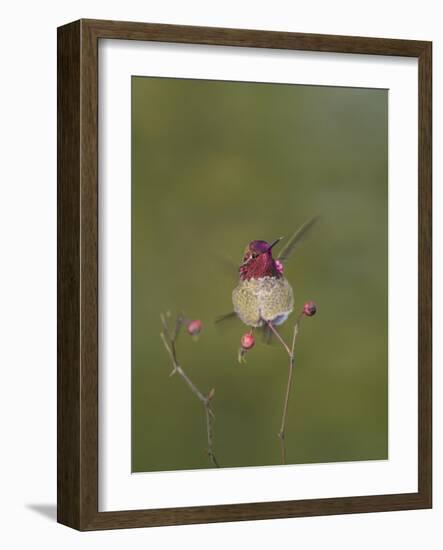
[303,301,317,317]
[275,260,284,274]
[187,319,202,336]
[241,332,255,350]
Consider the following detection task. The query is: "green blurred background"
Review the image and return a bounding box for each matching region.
[131,76,388,472]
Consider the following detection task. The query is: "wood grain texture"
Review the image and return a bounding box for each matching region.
[57,19,432,531]
[83,18,429,56]
[57,20,81,529]
[417,42,432,507]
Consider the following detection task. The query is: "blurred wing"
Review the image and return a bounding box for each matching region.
[215,311,238,324]
[277,216,319,262]
[214,253,239,284]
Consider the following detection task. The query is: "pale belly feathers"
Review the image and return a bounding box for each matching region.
[232,276,294,328]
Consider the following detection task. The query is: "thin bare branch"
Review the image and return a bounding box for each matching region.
[160,313,220,468]
[267,312,303,465]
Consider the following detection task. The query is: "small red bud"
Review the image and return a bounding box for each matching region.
[241,332,255,350]
[303,301,317,317]
[187,319,202,336]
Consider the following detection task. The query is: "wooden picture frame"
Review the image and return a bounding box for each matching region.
[57,18,432,530]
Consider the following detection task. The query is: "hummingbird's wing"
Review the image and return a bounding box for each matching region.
[214,253,239,284]
[215,311,238,324]
[277,216,319,262]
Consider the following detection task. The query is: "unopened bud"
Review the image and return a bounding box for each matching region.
[187,319,202,336]
[241,332,255,350]
[303,301,317,317]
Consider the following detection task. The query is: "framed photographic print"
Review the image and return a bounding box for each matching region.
[57,19,432,530]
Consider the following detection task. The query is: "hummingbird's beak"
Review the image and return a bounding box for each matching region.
[267,237,283,252]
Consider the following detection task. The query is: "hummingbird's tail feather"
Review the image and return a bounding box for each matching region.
[277,216,320,262]
[258,324,278,347]
[260,324,274,346]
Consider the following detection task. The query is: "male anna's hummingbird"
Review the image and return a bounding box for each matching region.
[232,238,293,328]
[220,218,318,332]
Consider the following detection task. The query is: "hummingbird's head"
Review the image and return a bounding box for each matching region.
[239,238,282,281]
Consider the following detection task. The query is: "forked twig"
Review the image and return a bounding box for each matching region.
[267,312,303,465]
[160,313,219,468]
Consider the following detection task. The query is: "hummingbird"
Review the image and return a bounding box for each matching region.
[217,217,318,334]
